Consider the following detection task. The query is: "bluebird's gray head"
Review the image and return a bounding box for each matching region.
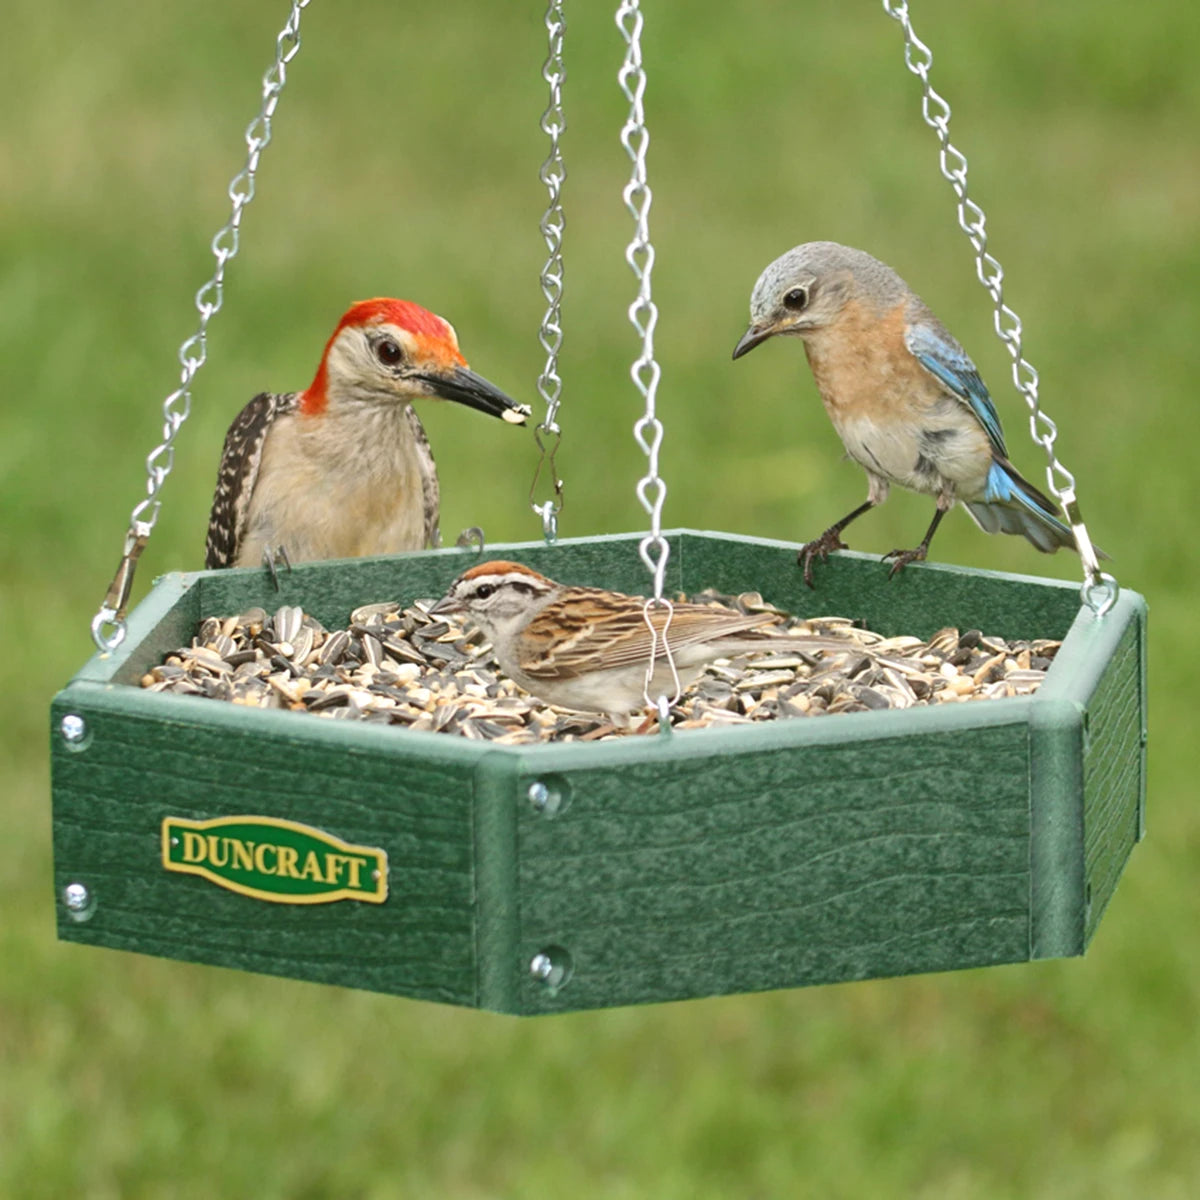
[732,241,909,359]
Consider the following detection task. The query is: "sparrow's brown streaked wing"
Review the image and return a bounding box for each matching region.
[517,591,781,680]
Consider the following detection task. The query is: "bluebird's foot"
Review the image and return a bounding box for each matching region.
[798,528,850,589]
[882,544,928,578]
[882,508,946,579]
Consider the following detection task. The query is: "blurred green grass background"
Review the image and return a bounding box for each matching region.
[3,0,1197,1195]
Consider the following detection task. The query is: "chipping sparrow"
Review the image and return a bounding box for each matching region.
[431,559,835,715]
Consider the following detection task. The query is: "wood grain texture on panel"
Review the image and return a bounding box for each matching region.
[513,723,1031,1012]
[1082,613,1145,942]
[51,693,480,1005]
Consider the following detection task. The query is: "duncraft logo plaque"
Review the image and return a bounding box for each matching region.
[161,815,388,905]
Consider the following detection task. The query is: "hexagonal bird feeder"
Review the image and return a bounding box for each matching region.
[51,4,1145,1012]
[52,531,1145,1014]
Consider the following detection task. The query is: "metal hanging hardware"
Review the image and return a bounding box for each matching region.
[616,0,680,715]
[883,0,1117,617]
[89,0,313,652]
[529,0,568,544]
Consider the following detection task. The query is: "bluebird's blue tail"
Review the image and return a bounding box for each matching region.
[964,459,1077,554]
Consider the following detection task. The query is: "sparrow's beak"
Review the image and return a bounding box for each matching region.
[420,366,531,424]
[429,593,463,617]
[731,323,775,360]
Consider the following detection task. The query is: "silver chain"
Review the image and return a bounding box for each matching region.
[529,0,568,543]
[883,0,1117,617]
[90,0,312,652]
[616,0,669,603]
[617,0,679,715]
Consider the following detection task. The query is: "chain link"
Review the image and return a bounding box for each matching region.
[616,0,669,604]
[89,0,312,652]
[529,0,568,542]
[883,0,1116,616]
[616,0,680,711]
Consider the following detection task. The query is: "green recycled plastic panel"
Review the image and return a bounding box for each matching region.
[50,531,1147,1014]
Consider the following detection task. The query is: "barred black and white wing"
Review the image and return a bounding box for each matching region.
[403,403,441,549]
[204,392,299,569]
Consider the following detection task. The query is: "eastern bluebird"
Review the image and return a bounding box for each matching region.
[732,241,1077,586]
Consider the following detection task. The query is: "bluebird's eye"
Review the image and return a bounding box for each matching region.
[375,338,403,366]
[474,584,496,600]
[783,287,809,311]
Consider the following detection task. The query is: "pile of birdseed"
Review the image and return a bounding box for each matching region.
[139,592,1060,743]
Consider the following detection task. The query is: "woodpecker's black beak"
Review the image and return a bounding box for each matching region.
[731,323,774,360]
[422,367,531,424]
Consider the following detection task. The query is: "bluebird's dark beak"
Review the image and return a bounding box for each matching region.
[421,367,531,424]
[732,324,773,360]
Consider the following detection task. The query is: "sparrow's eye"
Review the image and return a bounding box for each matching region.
[474,583,496,600]
[783,287,809,311]
[375,338,403,366]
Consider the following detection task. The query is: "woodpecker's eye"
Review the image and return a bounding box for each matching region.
[783,287,809,311]
[474,583,496,600]
[375,338,403,366]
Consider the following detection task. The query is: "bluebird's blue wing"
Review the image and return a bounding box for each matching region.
[904,320,1007,458]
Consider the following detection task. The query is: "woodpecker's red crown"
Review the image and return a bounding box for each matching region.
[303,298,467,415]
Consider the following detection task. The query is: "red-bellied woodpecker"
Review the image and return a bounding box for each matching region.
[204,298,530,571]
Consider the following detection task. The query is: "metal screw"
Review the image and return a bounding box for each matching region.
[62,882,95,922]
[529,945,573,991]
[526,778,568,817]
[528,777,564,816]
[60,714,87,744]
